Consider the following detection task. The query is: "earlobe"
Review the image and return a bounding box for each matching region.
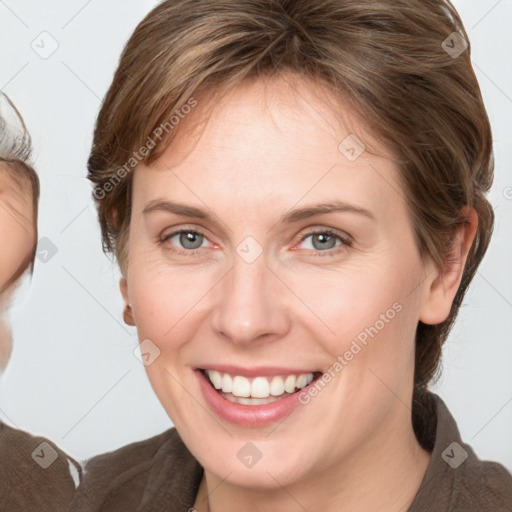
[419,208,478,325]
[119,277,135,326]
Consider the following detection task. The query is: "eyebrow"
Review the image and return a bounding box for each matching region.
[142,199,375,224]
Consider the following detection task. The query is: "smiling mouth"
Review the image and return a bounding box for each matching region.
[200,369,323,406]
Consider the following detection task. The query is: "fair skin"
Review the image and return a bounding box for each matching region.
[0,168,35,368]
[120,74,477,511]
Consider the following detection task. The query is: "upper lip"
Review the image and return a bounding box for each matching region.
[196,365,321,378]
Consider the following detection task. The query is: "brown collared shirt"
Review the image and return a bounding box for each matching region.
[70,392,512,511]
[0,421,80,511]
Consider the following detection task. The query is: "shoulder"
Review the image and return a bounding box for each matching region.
[410,392,512,511]
[452,451,512,510]
[0,422,79,512]
[434,393,512,509]
[70,427,201,512]
[80,428,174,482]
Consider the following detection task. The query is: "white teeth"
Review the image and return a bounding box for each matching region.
[223,394,282,405]
[221,373,232,393]
[251,377,270,398]
[284,375,296,393]
[208,370,222,390]
[296,374,308,389]
[269,376,285,396]
[232,376,251,397]
[206,370,315,399]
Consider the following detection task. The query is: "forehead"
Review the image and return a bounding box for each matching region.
[133,76,404,223]
[153,75,384,163]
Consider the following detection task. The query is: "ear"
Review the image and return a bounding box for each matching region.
[419,208,478,325]
[119,277,135,326]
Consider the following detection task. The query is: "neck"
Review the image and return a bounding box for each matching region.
[195,400,431,512]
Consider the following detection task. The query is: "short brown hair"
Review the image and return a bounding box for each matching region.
[87,0,494,418]
[0,93,40,291]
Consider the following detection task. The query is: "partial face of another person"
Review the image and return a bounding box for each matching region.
[0,167,35,367]
[120,76,461,488]
[0,169,35,292]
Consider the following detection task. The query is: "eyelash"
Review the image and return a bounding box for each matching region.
[159,227,352,258]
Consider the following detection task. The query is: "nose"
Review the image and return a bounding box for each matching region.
[210,250,291,346]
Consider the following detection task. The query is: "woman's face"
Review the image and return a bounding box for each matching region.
[122,76,442,488]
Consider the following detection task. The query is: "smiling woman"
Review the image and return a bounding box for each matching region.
[70,1,512,511]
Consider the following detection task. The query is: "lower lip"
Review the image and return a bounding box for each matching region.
[195,370,313,428]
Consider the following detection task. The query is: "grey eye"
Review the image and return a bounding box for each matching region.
[302,233,340,251]
[168,231,206,250]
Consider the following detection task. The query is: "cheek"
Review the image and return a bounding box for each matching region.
[129,261,215,347]
[0,226,33,286]
[282,253,422,388]
[286,257,418,337]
